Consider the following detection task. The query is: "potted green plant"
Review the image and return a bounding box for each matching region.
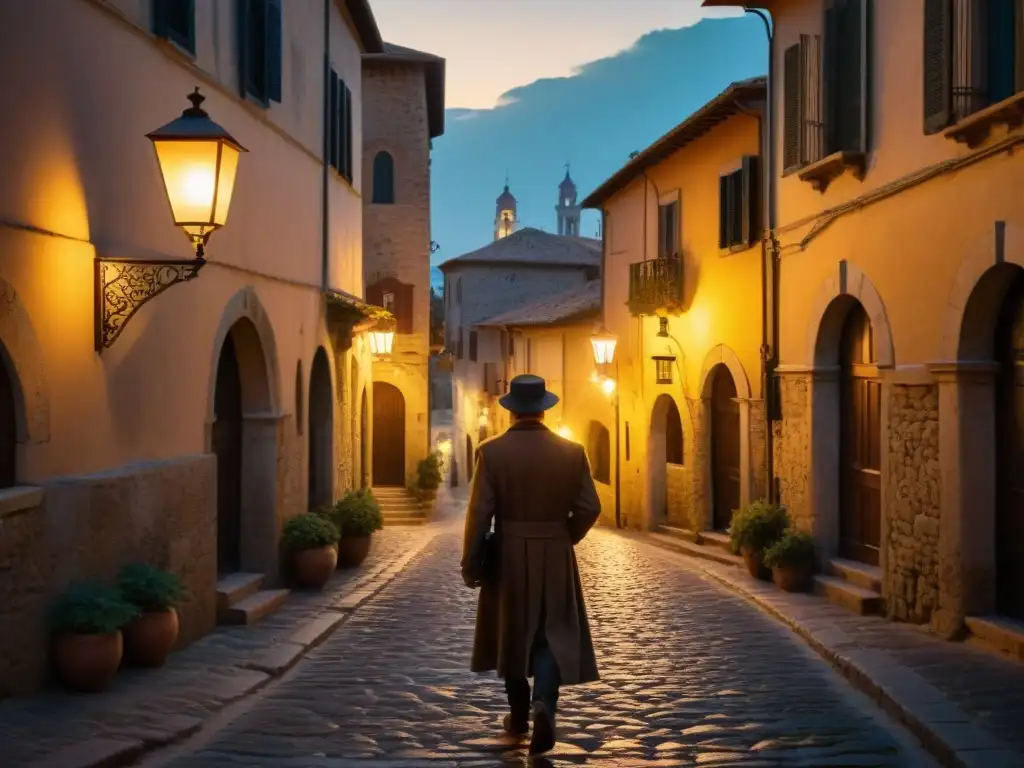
[48,582,139,692]
[728,500,789,581]
[117,563,187,668]
[325,489,383,568]
[763,530,817,592]
[283,513,340,589]
[416,453,443,498]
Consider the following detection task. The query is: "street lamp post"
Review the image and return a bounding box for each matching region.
[591,326,621,529]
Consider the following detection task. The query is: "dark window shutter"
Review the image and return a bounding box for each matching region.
[328,70,339,170]
[469,331,478,362]
[923,0,953,134]
[783,42,804,172]
[728,171,744,246]
[154,0,196,53]
[344,85,353,182]
[826,0,870,153]
[372,152,396,204]
[236,0,251,97]
[989,0,1017,103]
[457,330,464,360]
[266,0,283,103]
[718,175,729,248]
[742,155,760,248]
[1016,0,1024,92]
[398,283,414,335]
[365,281,383,307]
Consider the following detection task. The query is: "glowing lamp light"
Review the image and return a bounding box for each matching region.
[591,326,618,366]
[368,328,395,356]
[147,88,247,254]
[437,438,452,457]
[600,377,617,396]
[478,411,489,428]
[556,424,573,441]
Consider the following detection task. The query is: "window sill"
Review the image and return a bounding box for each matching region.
[944,91,1024,148]
[797,150,866,193]
[0,486,44,520]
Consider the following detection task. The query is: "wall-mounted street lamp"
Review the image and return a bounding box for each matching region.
[590,325,618,366]
[367,324,396,356]
[590,325,622,529]
[95,88,247,350]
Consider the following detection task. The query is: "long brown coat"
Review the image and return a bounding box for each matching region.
[461,420,601,685]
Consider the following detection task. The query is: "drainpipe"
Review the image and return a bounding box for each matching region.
[745,6,778,503]
[321,0,330,292]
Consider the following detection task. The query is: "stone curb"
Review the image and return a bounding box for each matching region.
[26,528,441,768]
[627,530,1022,768]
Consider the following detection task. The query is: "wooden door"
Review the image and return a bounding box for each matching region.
[307,350,332,510]
[0,353,15,489]
[996,276,1024,620]
[839,304,882,565]
[372,382,405,486]
[213,335,243,574]
[711,367,741,530]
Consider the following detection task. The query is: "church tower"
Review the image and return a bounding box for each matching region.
[556,165,581,237]
[494,180,518,241]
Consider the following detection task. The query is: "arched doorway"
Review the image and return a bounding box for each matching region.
[839,303,882,565]
[360,386,369,488]
[995,270,1024,620]
[372,382,405,486]
[213,334,244,573]
[465,434,474,482]
[308,347,333,510]
[710,366,740,530]
[212,317,275,576]
[0,344,17,489]
[649,394,683,526]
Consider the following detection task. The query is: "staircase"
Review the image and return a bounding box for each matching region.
[216,572,290,625]
[650,525,743,567]
[812,558,884,616]
[373,486,428,526]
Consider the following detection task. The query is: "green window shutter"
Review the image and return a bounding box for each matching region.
[923,0,953,134]
[718,175,729,249]
[783,42,804,172]
[266,0,283,103]
[153,0,195,54]
[988,0,1017,103]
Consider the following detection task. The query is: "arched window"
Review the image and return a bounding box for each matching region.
[0,347,17,488]
[372,151,395,204]
[587,420,611,485]
[665,397,683,465]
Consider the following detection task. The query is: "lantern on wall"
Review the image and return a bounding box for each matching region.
[590,326,618,366]
[368,327,395,356]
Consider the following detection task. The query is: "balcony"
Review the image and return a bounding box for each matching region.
[628,253,684,315]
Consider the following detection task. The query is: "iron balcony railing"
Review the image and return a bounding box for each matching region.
[627,253,684,315]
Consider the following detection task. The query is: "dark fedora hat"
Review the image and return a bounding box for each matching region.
[498,374,560,414]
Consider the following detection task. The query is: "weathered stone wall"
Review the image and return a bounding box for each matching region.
[684,398,708,531]
[665,463,694,529]
[0,455,216,696]
[886,384,940,624]
[773,374,810,530]
[748,398,768,500]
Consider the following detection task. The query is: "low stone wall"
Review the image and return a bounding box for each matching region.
[0,454,216,697]
[885,384,940,625]
[773,374,811,531]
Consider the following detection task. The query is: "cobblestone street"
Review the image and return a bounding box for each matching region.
[150,524,936,767]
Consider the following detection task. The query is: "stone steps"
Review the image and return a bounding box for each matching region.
[965,615,1024,661]
[812,571,884,616]
[216,573,290,626]
[652,527,743,568]
[373,487,429,527]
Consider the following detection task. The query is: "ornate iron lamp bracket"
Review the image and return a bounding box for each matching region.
[94,252,206,351]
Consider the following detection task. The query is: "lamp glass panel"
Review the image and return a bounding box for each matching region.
[212,142,242,227]
[591,336,616,365]
[152,139,221,231]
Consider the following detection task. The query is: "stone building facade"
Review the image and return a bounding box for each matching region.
[362,43,445,488]
[703,0,1024,650]
[582,78,768,536]
[0,0,391,695]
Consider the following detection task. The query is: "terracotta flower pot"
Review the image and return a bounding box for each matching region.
[772,563,813,593]
[53,631,123,692]
[123,608,179,668]
[293,544,339,589]
[337,535,372,568]
[741,546,771,581]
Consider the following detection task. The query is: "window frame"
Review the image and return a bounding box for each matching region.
[153,0,196,56]
[371,151,396,204]
[237,0,283,106]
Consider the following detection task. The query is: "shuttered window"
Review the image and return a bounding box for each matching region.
[718,156,760,250]
[328,69,353,182]
[153,0,195,54]
[372,151,395,204]
[237,0,283,105]
[469,331,478,362]
[657,200,680,258]
[366,279,414,334]
[924,0,1024,134]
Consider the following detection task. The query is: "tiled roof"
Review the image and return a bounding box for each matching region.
[439,227,602,271]
[475,280,601,327]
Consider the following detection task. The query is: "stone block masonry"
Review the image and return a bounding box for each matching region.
[773,374,811,530]
[886,384,941,625]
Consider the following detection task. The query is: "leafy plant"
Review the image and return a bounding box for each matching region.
[117,563,186,612]
[283,513,340,550]
[406,481,429,504]
[416,452,443,491]
[763,530,817,569]
[48,582,139,635]
[325,488,384,536]
[728,500,789,554]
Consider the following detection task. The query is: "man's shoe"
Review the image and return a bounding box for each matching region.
[529,701,556,755]
[502,712,529,737]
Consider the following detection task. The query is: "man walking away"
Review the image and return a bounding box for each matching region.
[460,374,602,755]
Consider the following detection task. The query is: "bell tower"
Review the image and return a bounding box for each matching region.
[556,164,581,237]
[494,176,518,241]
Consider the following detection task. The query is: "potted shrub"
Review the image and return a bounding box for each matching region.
[728,500,789,581]
[118,563,187,668]
[416,453,443,500]
[48,582,139,692]
[326,489,383,568]
[764,530,817,592]
[283,513,340,589]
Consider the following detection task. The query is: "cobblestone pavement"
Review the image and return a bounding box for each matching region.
[156,527,936,767]
[2,526,436,767]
